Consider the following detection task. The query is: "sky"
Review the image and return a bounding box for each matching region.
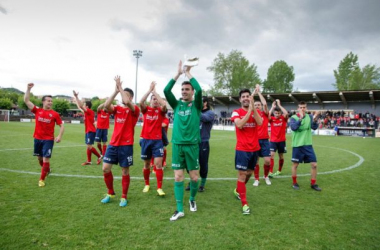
[1,0,380,101]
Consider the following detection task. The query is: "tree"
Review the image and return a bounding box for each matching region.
[17,95,42,110]
[0,97,12,109]
[52,99,70,115]
[333,52,380,90]
[263,60,295,93]
[0,89,20,104]
[333,52,359,90]
[207,50,262,96]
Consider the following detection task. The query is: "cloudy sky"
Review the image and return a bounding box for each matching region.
[1,0,380,101]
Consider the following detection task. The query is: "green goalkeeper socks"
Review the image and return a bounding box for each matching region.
[174,181,184,212]
[189,180,199,201]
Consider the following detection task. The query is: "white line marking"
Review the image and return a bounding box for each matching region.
[0,145,365,180]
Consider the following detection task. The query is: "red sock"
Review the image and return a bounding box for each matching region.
[237,181,248,206]
[270,158,274,173]
[103,171,114,195]
[38,159,43,167]
[86,148,92,162]
[122,175,130,199]
[156,168,163,189]
[279,159,284,172]
[102,145,107,156]
[143,168,150,185]
[40,162,50,180]
[254,165,260,180]
[292,175,297,185]
[153,165,157,172]
[163,149,167,166]
[311,179,316,185]
[91,147,101,158]
[97,143,102,154]
[264,164,270,177]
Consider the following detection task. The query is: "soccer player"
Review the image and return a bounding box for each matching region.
[95,102,110,157]
[139,81,167,196]
[164,60,202,221]
[231,88,262,215]
[253,85,271,187]
[100,75,140,207]
[73,91,102,166]
[268,99,288,177]
[150,115,170,170]
[24,83,64,187]
[289,101,322,191]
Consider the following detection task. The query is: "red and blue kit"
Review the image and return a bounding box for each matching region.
[270,116,288,142]
[231,108,260,152]
[257,110,269,140]
[140,106,166,140]
[32,106,62,140]
[96,109,110,129]
[84,108,96,133]
[110,105,140,146]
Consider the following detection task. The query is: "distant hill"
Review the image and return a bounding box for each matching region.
[1,87,24,94]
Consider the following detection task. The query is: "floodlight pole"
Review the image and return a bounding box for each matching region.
[133,50,143,104]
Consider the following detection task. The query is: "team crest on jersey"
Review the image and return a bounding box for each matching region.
[188,103,192,107]
[155,110,158,113]
[125,110,129,114]
[49,114,52,117]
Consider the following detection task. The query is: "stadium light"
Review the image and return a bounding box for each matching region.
[133,50,143,104]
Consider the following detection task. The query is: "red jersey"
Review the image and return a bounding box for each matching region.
[162,117,169,133]
[84,108,96,133]
[96,109,110,129]
[257,110,269,140]
[110,105,140,146]
[270,115,288,142]
[231,108,260,152]
[32,106,62,140]
[140,106,166,140]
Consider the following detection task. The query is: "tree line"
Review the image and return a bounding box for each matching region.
[0,89,107,115]
[207,50,380,96]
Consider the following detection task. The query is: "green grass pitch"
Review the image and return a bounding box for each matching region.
[0,122,379,249]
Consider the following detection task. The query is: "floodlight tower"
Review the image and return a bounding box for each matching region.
[133,50,143,104]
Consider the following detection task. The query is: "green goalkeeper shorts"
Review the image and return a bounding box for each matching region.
[171,144,200,171]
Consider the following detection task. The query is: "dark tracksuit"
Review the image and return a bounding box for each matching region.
[199,109,214,182]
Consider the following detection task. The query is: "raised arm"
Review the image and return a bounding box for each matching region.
[276,99,288,118]
[185,66,202,110]
[268,101,277,121]
[251,89,263,126]
[140,82,155,113]
[151,83,168,113]
[105,77,120,113]
[24,83,35,110]
[73,90,86,112]
[164,61,183,109]
[116,76,135,112]
[256,84,268,114]
[97,102,106,112]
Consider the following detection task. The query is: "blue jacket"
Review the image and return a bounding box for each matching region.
[200,109,214,142]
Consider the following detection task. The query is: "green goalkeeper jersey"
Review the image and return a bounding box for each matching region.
[164,77,202,144]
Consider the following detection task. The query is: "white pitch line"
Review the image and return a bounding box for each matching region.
[0,145,365,180]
